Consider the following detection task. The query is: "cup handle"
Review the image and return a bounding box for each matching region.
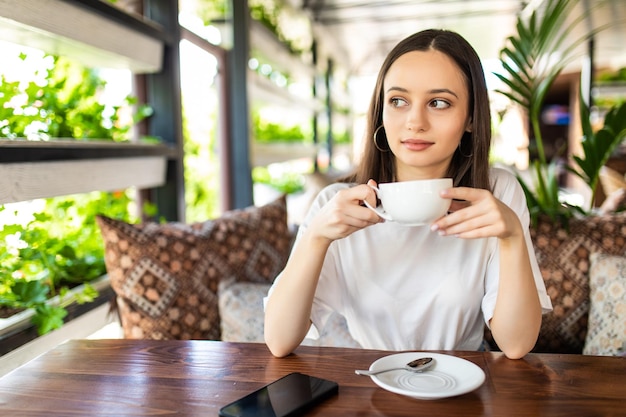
[362,185,393,221]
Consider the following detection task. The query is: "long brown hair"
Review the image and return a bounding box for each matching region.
[344,29,491,191]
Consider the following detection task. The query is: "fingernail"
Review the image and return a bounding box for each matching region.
[438,230,446,236]
[430,224,439,232]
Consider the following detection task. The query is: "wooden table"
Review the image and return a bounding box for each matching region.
[0,339,624,416]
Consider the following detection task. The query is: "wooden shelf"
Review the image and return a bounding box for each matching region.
[0,140,173,204]
[0,0,164,73]
[0,139,177,163]
[249,70,322,112]
[251,142,319,167]
[248,19,321,115]
[249,18,315,80]
[592,82,626,100]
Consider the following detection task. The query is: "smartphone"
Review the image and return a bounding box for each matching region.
[218,372,339,417]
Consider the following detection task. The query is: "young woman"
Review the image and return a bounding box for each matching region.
[264,29,552,359]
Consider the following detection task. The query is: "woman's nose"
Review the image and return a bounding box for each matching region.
[406,107,428,132]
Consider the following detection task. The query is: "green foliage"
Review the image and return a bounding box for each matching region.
[594,67,626,108]
[249,0,307,55]
[0,54,149,141]
[252,166,305,194]
[181,102,220,223]
[0,191,134,334]
[324,129,351,145]
[1,280,49,307]
[570,99,626,198]
[494,0,609,166]
[253,112,308,143]
[0,49,146,334]
[596,67,626,83]
[495,0,616,224]
[185,0,230,26]
[31,304,68,336]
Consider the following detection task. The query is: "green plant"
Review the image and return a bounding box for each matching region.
[0,49,148,334]
[181,101,221,223]
[249,0,310,56]
[594,67,626,108]
[596,66,626,83]
[252,111,309,143]
[494,0,616,223]
[252,166,305,194]
[0,191,134,334]
[571,98,626,197]
[0,55,151,141]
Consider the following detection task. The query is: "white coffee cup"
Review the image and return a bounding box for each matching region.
[363,178,452,226]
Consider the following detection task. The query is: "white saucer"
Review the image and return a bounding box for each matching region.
[368,352,485,400]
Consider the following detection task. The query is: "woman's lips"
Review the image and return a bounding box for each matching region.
[402,139,433,151]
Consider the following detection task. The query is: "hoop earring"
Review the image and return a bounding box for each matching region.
[458,137,473,158]
[373,125,390,152]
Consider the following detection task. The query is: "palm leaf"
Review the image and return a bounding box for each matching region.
[494,0,617,225]
[569,100,626,207]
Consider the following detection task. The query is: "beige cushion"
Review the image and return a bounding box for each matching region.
[219,280,360,348]
[583,253,626,356]
[218,281,268,343]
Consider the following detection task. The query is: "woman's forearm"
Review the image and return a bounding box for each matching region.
[264,230,331,357]
[490,232,542,359]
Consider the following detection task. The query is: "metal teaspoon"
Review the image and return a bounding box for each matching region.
[355,357,435,376]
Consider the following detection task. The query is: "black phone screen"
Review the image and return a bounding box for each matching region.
[218,372,339,417]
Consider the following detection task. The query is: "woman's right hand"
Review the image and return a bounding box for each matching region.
[265,179,382,357]
[308,179,384,242]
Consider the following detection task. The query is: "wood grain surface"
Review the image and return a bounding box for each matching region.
[0,339,624,416]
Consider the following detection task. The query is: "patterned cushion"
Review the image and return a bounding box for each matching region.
[96,196,292,340]
[218,281,268,343]
[583,253,626,356]
[531,213,626,353]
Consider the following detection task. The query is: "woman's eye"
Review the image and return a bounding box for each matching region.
[430,99,450,109]
[390,97,407,107]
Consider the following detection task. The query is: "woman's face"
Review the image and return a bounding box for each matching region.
[382,49,471,181]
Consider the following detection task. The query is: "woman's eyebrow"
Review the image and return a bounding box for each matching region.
[385,86,409,94]
[385,86,459,98]
[430,88,459,98]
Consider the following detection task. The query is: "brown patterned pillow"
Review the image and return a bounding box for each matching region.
[96,195,292,340]
[531,213,626,353]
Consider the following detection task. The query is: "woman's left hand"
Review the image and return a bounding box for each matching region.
[431,187,522,240]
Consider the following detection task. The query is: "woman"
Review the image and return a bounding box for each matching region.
[264,29,552,359]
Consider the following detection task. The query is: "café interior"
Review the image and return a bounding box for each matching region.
[0,0,625,415]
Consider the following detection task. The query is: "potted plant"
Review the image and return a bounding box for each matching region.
[494,0,624,224]
[491,0,626,354]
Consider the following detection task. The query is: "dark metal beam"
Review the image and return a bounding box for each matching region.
[144,0,186,222]
[227,0,253,209]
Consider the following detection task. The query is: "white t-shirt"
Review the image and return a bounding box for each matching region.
[268,167,553,351]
